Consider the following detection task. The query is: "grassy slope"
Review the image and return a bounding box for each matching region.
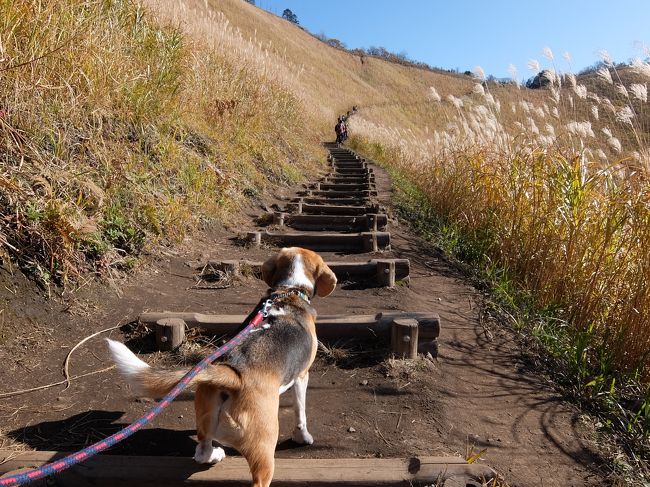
[0,0,318,285]
[200,0,474,131]
[0,0,476,284]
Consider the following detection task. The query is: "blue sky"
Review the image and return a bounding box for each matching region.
[256,0,649,80]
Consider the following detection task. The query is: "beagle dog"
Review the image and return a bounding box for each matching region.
[106,247,337,487]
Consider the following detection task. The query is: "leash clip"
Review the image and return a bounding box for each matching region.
[261,299,274,318]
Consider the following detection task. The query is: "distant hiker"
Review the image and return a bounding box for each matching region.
[341,119,348,142]
[335,117,344,144]
[352,105,358,113]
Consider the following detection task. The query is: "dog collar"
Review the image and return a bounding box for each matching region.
[269,288,312,305]
[252,289,312,333]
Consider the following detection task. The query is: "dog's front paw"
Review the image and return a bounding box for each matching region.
[292,427,314,445]
[194,444,226,464]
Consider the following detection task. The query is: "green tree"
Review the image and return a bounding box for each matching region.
[282,8,299,24]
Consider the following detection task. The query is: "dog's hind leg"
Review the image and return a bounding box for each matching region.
[291,372,313,445]
[239,391,279,487]
[194,384,226,464]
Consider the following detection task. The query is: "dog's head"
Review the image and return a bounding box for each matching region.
[261,247,337,298]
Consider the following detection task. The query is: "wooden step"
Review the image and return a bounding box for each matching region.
[321,176,375,184]
[0,451,495,486]
[313,182,376,191]
[141,311,440,350]
[297,197,372,206]
[331,163,367,169]
[246,231,390,252]
[286,202,381,215]
[331,167,372,175]
[302,189,378,198]
[273,213,387,232]
[331,161,366,166]
[201,258,409,284]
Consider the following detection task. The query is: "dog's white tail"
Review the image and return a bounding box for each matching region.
[106,339,241,397]
[106,339,150,376]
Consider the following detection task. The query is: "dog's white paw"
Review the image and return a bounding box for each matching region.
[194,444,226,464]
[208,447,226,463]
[292,427,314,445]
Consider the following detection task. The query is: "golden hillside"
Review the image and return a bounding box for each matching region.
[149,0,475,133]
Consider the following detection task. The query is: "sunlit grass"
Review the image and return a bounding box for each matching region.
[348,52,650,475]
[0,0,318,285]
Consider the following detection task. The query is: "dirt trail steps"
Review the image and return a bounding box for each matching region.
[135,143,496,485]
[0,143,603,487]
[150,145,441,357]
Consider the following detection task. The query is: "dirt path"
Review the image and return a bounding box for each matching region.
[0,146,602,486]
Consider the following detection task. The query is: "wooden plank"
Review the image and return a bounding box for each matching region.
[331,168,371,174]
[201,259,409,282]
[286,203,382,216]
[246,231,390,252]
[316,183,375,191]
[281,214,388,232]
[140,311,440,341]
[322,175,375,182]
[304,190,378,198]
[0,451,495,486]
[298,197,372,206]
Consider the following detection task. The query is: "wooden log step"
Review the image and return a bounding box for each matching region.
[332,159,364,164]
[0,451,495,486]
[324,171,374,179]
[314,182,375,191]
[303,189,378,198]
[140,311,440,350]
[274,213,387,232]
[298,197,372,206]
[246,231,390,253]
[322,176,375,184]
[331,163,367,170]
[331,157,365,162]
[286,202,381,215]
[201,258,409,283]
[330,153,361,159]
[331,167,372,175]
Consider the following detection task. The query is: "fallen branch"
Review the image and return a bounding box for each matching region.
[62,323,122,389]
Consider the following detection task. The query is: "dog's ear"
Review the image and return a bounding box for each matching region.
[315,262,337,297]
[261,254,278,288]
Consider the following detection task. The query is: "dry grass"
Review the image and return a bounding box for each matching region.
[0,0,479,287]
[0,0,476,287]
[348,55,650,374]
[345,52,650,477]
[0,0,318,286]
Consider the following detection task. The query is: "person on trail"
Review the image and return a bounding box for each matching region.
[335,117,344,145]
[341,119,348,142]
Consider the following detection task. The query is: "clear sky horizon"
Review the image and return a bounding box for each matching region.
[255,0,649,80]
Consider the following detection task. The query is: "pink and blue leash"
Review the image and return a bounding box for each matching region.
[0,299,273,486]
